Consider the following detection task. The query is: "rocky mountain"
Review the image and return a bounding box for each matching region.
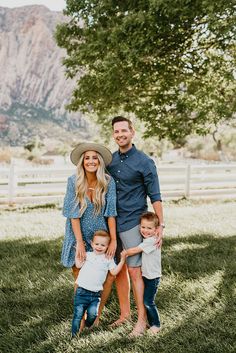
[0,5,90,146]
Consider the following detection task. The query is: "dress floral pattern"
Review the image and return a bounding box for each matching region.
[61,174,117,267]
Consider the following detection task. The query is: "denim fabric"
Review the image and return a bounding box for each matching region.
[72,287,101,336]
[143,276,161,328]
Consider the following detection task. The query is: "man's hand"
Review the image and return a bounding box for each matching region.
[154,226,164,248]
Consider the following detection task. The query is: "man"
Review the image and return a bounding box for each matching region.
[108,116,164,336]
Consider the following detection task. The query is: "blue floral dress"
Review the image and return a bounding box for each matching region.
[61,174,117,267]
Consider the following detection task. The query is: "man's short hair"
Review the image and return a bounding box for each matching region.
[93,230,111,242]
[112,116,133,130]
[140,212,159,227]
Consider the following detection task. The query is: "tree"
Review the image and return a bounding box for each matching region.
[55,0,236,142]
[24,136,45,162]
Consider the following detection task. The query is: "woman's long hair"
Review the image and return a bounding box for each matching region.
[75,152,110,216]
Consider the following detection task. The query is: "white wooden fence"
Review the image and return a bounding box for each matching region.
[0,162,236,205]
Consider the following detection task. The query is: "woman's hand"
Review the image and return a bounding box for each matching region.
[106,239,117,259]
[75,241,86,262]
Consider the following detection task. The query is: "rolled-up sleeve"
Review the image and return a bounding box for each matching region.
[143,159,162,203]
[104,177,117,217]
[62,176,81,218]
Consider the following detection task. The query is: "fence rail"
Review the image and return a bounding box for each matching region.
[1,162,236,205]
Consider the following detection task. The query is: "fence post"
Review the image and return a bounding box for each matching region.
[8,160,17,205]
[185,164,191,198]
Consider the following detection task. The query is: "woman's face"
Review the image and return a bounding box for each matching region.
[83,150,100,173]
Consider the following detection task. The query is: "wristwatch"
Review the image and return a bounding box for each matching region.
[159,223,165,229]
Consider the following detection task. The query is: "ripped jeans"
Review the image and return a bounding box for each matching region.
[143,276,161,328]
[72,287,101,337]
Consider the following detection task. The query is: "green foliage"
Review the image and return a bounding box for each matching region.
[55,0,236,142]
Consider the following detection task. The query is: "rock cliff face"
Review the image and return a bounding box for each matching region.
[0,5,88,146]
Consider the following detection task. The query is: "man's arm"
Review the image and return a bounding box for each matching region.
[152,200,164,247]
[142,158,164,246]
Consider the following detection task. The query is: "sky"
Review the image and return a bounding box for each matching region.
[0,0,66,11]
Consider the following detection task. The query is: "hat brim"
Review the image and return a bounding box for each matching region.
[70,143,112,166]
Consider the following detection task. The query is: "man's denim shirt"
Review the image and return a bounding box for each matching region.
[107,145,162,233]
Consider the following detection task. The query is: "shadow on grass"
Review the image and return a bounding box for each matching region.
[0,237,73,352]
[0,233,235,353]
[154,234,236,353]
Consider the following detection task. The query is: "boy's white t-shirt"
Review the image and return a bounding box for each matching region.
[138,236,162,279]
[76,252,116,291]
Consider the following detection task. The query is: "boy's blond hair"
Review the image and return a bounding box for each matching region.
[140,212,159,227]
[92,230,111,242]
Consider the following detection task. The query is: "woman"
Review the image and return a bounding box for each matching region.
[61,142,117,280]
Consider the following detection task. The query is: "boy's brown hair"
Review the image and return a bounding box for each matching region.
[111,116,133,130]
[92,230,111,242]
[140,211,159,228]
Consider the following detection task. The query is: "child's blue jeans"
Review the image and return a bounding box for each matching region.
[143,276,161,328]
[72,287,101,337]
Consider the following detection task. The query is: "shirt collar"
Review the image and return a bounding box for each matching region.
[118,144,136,158]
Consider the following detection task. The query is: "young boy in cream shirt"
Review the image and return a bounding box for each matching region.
[124,212,162,334]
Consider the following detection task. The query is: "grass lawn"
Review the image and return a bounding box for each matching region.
[0,200,236,353]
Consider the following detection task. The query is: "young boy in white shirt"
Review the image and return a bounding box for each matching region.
[124,212,162,334]
[72,230,126,337]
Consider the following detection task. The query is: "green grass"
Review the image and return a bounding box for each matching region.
[0,201,236,353]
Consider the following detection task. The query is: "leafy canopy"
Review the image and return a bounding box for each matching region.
[55,0,236,142]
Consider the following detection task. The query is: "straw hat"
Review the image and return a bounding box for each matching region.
[70,142,112,166]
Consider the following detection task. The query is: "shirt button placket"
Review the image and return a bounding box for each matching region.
[118,156,124,190]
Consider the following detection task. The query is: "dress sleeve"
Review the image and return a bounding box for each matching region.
[103,177,117,217]
[62,176,81,218]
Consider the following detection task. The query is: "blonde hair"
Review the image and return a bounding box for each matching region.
[140,212,159,227]
[93,230,111,243]
[75,152,110,216]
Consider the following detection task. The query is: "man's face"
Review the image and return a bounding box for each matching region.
[113,121,134,149]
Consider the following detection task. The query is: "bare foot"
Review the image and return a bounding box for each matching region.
[147,326,161,334]
[109,316,130,328]
[129,320,146,337]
